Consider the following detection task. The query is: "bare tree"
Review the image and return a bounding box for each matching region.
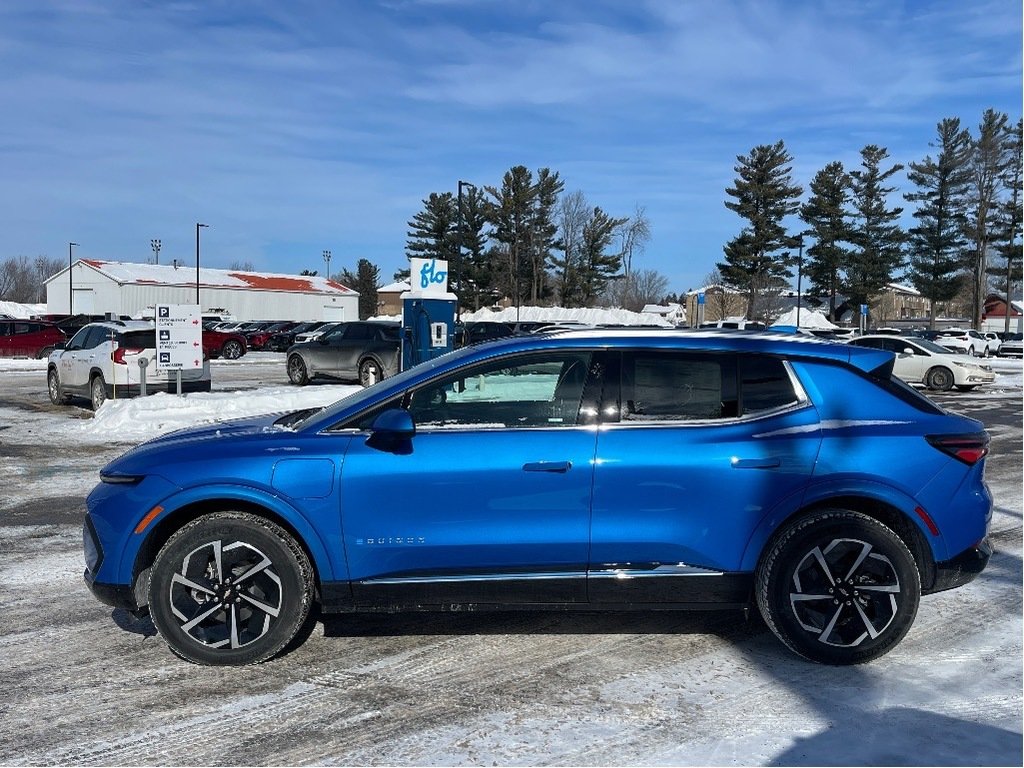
[601,269,669,312]
[700,268,747,323]
[551,190,590,306]
[0,255,62,303]
[618,205,651,277]
[229,260,255,272]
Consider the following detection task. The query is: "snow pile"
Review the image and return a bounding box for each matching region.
[0,301,47,318]
[75,384,361,443]
[770,307,837,329]
[463,305,672,326]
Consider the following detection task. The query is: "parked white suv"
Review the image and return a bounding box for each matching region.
[47,321,211,410]
[934,328,997,357]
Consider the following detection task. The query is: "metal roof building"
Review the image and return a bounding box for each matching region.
[44,260,360,322]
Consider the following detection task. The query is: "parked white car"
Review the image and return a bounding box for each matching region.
[983,332,1003,355]
[47,321,211,410]
[999,333,1023,358]
[850,334,995,391]
[934,328,997,357]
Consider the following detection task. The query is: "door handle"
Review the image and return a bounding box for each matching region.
[731,457,781,469]
[523,461,572,473]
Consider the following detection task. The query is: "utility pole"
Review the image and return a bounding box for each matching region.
[151,238,161,265]
[457,180,476,322]
[196,223,208,306]
[68,242,79,314]
[323,249,332,279]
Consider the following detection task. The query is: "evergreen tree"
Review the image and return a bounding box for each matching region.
[846,145,906,311]
[354,258,380,319]
[989,119,1023,333]
[905,118,973,327]
[455,185,492,311]
[578,206,628,305]
[718,141,803,319]
[405,192,457,263]
[527,168,564,303]
[484,166,536,306]
[964,109,1013,328]
[799,161,852,319]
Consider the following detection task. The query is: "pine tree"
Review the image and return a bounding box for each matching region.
[718,141,803,319]
[846,145,906,311]
[405,192,457,263]
[905,119,973,327]
[964,109,1013,328]
[455,185,492,311]
[800,161,852,319]
[354,259,380,319]
[484,166,536,306]
[578,207,628,306]
[528,168,564,303]
[989,119,1023,333]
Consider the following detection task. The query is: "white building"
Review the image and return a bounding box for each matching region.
[45,260,359,322]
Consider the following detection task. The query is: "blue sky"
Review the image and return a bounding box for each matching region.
[1,0,1020,295]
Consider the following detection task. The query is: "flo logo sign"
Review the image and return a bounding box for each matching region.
[410,258,449,296]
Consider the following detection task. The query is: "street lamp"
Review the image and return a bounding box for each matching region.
[195,223,208,306]
[151,238,161,265]
[323,249,332,279]
[68,242,79,314]
[456,180,476,322]
[796,234,804,329]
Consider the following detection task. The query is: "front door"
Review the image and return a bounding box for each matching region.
[337,350,600,606]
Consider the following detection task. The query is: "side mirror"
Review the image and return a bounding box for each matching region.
[53,341,67,350]
[367,408,415,453]
[371,408,415,438]
[317,335,329,344]
[901,347,915,356]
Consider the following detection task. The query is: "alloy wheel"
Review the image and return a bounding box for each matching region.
[789,537,900,648]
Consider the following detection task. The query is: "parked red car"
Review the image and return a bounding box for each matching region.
[0,319,65,358]
[201,325,247,360]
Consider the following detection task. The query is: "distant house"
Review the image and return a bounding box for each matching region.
[376,280,411,317]
[44,260,359,321]
[982,293,1023,333]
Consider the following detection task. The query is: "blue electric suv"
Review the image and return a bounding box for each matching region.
[83,330,992,665]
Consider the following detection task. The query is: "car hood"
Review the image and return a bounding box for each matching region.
[101,412,295,478]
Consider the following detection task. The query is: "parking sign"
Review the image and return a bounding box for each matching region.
[155,304,203,371]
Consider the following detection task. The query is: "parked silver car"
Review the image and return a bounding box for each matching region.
[286,321,401,387]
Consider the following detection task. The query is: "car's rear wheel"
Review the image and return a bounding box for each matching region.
[90,375,107,410]
[967,345,976,357]
[756,510,920,665]
[925,366,954,391]
[221,340,244,360]
[148,512,314,666]
[358,357,383,387]
[47,368,67,405]
[36,346,55,359]
[287,355,309,385]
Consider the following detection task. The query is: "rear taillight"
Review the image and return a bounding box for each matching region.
[927,433,990,465]
[112,347,143,364]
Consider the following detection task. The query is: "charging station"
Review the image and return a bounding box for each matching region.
[401,258,457,371]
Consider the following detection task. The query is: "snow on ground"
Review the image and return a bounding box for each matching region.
[0,301,46,318]
[463,304,674,326]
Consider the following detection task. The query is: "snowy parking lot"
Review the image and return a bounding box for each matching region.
[1,353,1021,766]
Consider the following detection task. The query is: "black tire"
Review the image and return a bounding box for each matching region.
[221,340,244,360]
[47,368,67,405]
[147,512,314,666]
[287,354,309,385]
[926,366,954,391]
[358,357,384,387]
[756,510,920,665]
[967,345,976,357]
[955,385,978,392]
[90,375,107,410]
[36,346,55,359]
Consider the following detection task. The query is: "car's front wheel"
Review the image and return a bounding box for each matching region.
[221,340,244,360]
[358,357,384,387]
[147,512,314,666]
[756,510,920,665]
[90,375,107,410]
[287,355,309,385]
[926,366,954,391]
[47,368,67,405]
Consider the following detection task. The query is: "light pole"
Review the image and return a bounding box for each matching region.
[68,242,79,314]
[151,238,161,265]
[456,180,476,322]
[195,223,208,306]
[323,249,332,279]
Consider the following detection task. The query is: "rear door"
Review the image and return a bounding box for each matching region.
[588,350,822,604]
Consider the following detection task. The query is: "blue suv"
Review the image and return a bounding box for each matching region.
[84,330,992,665]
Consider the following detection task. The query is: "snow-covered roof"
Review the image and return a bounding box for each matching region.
[770,307,838,329]
[887,282,921,296]
[48,259,357,295]
[641,303,683,316]
[379,281,411,293]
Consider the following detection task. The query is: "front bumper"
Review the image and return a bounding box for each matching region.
[927,538,992,593]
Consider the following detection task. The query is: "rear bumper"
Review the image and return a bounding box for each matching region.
[926,538,992,594]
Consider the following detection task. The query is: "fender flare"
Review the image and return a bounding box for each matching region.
[127,482,340,585]
[739,478,946,572]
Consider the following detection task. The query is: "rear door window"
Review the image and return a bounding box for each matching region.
[740,356,800,414]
